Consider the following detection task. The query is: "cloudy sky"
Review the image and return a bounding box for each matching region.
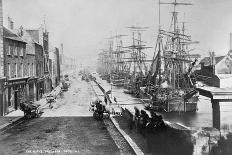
[3,0,232,64]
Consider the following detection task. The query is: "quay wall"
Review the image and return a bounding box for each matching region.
[93,79,195,155]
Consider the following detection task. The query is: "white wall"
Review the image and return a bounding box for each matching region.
[220,77,232,88]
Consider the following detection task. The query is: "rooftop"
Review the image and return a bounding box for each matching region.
[3,27,26,43]
[200,56,225,66]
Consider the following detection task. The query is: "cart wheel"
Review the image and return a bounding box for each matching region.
[93,111,97,119]
[99,113,103,120]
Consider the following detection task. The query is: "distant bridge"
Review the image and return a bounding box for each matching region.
[196,86,232,130]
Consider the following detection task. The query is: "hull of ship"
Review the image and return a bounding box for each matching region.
[167,97,198,112]
[111,78,126,87]
[144,94,198,112]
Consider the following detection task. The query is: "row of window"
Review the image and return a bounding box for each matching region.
[7,63,35,78]
[7,44,24,57]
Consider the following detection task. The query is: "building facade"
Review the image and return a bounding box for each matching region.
[0,0,5,116]
[198,51,232,87]
[0,25,54,116]
[20,28,44,102]
[3,27,27,114]
[49,47,60,87]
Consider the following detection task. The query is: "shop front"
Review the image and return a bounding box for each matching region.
[36,77,45,101]
[44,75,52,93]
[5,77,28,114]
[0,77,6,116]
[27,77,37,102]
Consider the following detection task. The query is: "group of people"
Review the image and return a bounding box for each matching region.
[130,107,166,136]
[90,99,108,120]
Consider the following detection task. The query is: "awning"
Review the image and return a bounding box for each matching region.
[6,77,29,86]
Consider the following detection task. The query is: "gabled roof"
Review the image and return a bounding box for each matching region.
[26,29,40,43]
[22,30,42,46]
[3,27,26,43]
[200,56,225,66]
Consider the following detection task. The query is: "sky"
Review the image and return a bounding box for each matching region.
[3,0,232,65]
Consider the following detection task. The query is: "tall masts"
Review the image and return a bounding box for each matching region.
[97,26,152,86]
[125,26,151,77]
[148,0,196,91]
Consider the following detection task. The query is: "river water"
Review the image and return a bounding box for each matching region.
[92,74,232,154]
[96,76,232,132]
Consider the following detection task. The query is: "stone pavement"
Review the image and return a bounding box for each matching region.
[0,85,62,131]
[0,110,24,131]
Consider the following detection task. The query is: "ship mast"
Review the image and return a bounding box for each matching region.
[160,0,192,91]
[126,26,151,79]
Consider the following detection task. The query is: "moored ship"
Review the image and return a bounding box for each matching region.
[144,0,199,112]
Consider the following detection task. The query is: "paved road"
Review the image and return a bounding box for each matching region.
[0,77,134,155]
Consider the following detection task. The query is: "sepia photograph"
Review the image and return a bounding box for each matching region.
[0,0,232,154]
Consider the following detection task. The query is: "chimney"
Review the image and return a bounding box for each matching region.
[17,26,23,37]
[0,0,3,77]
[212,51,216,65]
[7,17,13,30]
[230,33,232,51]
[61,43,63,55]
[228,33,232,58]
[10,20,13,29]
[209,51,216,66]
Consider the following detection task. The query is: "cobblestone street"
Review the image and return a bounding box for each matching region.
[0,77,134,155]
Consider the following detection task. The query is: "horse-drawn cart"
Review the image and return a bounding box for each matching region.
[46,94,56,108]
[20,101,42,118]
[89,99,110,120]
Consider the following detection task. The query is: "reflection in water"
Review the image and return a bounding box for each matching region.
[158,96,232,132]
[98,77,232,131]
[113,84,232,131]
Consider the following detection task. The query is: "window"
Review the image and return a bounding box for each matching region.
[10,45,13,54]
[8,63,11,78]
[15,46,17,56]
[14,44,17,56]
[40,63,43,76]
[31,63,33,76]
[14,63,17,77]
[28,63,30,76]
[19,48,24,56]
[20,63,23,77]
[9,87,14,107]
[7,45,11,55]
[31,63,35,76]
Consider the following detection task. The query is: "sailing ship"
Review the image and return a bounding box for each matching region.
[110,35,130,86]
[123,26,152,96]
[97,28,152,96]
[97,35,129,86]
[144,0,199,112]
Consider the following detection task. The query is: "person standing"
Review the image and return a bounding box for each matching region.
[10,92,14,108]
[104,96,107,105]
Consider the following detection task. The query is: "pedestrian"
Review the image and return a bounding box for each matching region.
[134,106,140,132]
[114,97,117,103]
[10,92,14,107]
[156,115,166,131]
[104,96,107,105]
[140,110,149,137]
[129,112,134,132]
[40,88,43,99]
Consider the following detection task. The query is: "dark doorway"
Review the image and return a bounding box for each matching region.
[14,91,18,110]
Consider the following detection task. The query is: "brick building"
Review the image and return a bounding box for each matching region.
[19,26,51,99]
[3,26,27,114]
[198,51,232,87]
[42,29,52,93]
[0,24,52,115]
[49,47,60,87]
[0,0,5,116]
[19,27,44,101]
